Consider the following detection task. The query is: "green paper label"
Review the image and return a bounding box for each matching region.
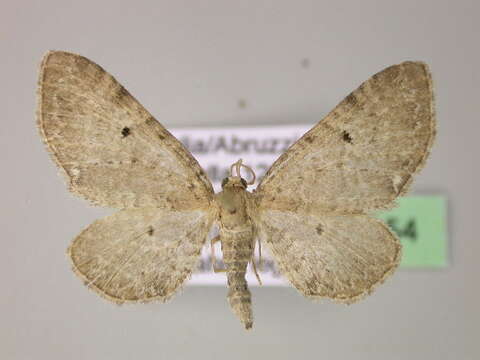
[377,196,448,268]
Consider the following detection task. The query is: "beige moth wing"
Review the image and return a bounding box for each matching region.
[255,62,435,302]
[69,208,213,303]
[37,51,216,302]
[258,211,401,303]
[257,61,435,214]
[37,51,214,210]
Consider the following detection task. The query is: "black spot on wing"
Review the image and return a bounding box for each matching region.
[147,226,154,236]
[342,130,353,144]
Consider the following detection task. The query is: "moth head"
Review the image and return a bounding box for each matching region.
[221,177,248,190]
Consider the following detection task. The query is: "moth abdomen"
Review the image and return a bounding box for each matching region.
[221,227,255,329]
[226,269,253,330]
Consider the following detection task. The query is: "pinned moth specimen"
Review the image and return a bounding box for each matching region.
[37,51,435,329]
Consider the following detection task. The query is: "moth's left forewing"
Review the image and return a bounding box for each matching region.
[37,51,214,210]
[256,210,401,303]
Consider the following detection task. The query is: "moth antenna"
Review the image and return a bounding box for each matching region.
[230,159,256,185]
[242,163,256,185]
[230,159,240,177]
[236,159,242,177]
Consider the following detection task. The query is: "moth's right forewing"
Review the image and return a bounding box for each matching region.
[68,208,214,303]
[257,62,435,214]
[258,210,401,303]
[37,51,213,210]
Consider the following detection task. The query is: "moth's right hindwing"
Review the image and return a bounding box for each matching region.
[258,210,401,303]
[68,208,214,303]
[37,51,213,210]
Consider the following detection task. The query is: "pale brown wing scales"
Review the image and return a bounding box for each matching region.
[258,210,401,303]
[37,51,213,209]
[257,62,435,214]
[68,208,213,303]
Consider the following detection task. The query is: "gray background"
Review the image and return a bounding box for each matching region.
[1,1,478,359]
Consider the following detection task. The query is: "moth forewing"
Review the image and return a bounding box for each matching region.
[257,61,435,215]
[37,51,214,210]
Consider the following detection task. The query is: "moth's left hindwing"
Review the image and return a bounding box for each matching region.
[69,208,214,303]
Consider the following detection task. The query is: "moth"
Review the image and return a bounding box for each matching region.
[37,51,435,329]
